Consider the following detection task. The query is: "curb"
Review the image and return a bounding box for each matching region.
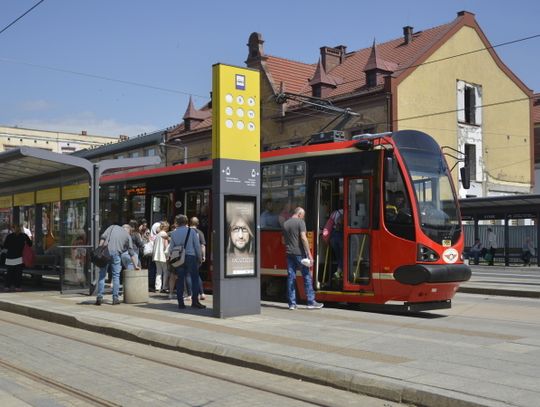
[0,299,505,407]
[458,286,540,298]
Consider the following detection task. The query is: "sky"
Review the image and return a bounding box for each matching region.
[1,0,539,138]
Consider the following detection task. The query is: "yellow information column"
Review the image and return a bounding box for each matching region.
[212,63,261,318]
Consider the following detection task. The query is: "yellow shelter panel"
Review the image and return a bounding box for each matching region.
[62,183,89,200]
[14,192,34,206]
[0,195,12,208]
[36,187,61,203]
[212,64,260,161]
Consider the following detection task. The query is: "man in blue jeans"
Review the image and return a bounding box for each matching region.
[95,224,140,305]
[283,207,323,310]
[169,214,204,310]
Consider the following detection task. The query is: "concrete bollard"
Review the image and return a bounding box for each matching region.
[123,268,149,304]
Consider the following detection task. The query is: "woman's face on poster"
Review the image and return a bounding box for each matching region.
[231,218,250,251]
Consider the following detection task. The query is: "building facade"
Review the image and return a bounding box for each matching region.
[166,10,533,199]
[0,125,119,154]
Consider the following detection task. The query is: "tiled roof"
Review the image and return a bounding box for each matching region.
[263,19,458,99]
[183,96,212,121]
[265,56,317,94]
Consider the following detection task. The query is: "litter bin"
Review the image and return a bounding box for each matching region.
[124,268,148,304]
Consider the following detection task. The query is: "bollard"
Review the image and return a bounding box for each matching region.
[123,268,149,304]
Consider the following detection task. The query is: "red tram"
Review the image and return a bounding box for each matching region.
[102,130,471,311]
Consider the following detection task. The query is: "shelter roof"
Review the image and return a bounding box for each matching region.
[460,194,540,218]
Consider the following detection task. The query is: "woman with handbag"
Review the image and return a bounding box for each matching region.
[3,224,32,292]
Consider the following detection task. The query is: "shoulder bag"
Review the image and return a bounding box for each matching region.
[168,228,191,268]
[91,228,113,268]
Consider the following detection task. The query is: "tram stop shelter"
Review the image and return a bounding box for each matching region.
[459,195,540,266]
[0,147,160,292]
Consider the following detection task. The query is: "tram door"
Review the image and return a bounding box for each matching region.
[150,193,172,225]
[315,178,372,291]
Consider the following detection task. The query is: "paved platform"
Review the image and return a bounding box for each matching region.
[1,289,538,407]
[459,265,540,298]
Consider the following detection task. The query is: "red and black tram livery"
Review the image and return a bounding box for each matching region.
[102,130,471,311]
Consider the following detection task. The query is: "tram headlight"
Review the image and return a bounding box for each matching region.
[417,244,440,262]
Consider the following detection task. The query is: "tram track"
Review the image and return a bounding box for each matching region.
[0,313,395,407]
[0,357,121,407]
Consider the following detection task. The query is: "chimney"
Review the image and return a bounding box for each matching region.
[320,46,345,72]
[81,130,87,136]
[245,32,266,67]
[403,26,413,44]
[336,45,347,63]
[119,134,129,141]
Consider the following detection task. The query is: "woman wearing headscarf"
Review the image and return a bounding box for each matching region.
[147,222,161,292]
[152,221,170,293]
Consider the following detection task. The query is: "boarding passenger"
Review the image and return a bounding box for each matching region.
[283,207,323,310]
[95,224,139,305]
[328,207,344,279]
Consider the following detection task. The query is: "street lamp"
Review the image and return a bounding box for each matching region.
[159,140,188,165]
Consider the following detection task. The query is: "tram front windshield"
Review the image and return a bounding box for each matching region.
[399,148,461,243]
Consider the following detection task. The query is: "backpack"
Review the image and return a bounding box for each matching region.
[322,216,334,243]
[322,210,342,243]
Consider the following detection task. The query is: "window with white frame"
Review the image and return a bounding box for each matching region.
[457,81,482,126]
[464,143,477,181]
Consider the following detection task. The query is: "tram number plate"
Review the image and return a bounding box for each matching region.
[442,240,451,247]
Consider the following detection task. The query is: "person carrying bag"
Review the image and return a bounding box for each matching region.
[167,228,191,268]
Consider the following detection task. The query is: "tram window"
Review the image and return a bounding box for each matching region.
[261,162,306,229]
[348,179,369,229]
[384,165,415,241]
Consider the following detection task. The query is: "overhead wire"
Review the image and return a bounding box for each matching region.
[0,57,208,99]
[0,31,537,106]
[0,0,45,37]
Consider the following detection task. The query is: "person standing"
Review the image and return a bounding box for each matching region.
[188,216,206,301]
[282,207,323,310]
[328,207,344,279]
[95,224,139,305]
[152,221,170,293]
[521,237,535,266]
[486,227,497,266]
[3,225,32,292]
[169,214,204,309]
[128,219,144,265]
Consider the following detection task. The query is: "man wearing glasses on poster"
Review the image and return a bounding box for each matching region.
[226,202,255,276]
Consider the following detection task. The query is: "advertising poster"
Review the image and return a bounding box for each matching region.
[225,196,256,277]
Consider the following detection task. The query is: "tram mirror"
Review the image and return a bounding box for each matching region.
[460,165,471,189]
[385,157,398,182]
